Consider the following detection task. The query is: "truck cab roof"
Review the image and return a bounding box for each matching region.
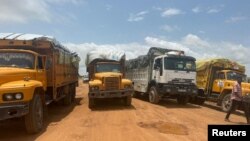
[0,49,39,56]
[155,54,196,61]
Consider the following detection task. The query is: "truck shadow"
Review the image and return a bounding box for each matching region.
[158,99,201,109]
[0,97,83,141]
[202,102,247,117]
[90,98,136,111]
[134,97,201,109]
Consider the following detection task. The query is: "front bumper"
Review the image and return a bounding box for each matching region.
[158,84,198,97]
[0,102,29,120]
[88,89,134,98]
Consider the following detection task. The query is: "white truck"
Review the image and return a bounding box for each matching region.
[125,47,200,104]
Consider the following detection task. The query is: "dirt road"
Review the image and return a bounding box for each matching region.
[0,82,247,141]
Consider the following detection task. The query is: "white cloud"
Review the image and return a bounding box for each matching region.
[128,11,148,22]
[161,8,184,17]
[152,6,163,11]
[192,6,201,13]
[161,25,179,32]
[207,5,224,14]
[207,8,220,14]
[182,34,210,47]
[65,35,250,75]
[0,0,82,24]
[0,0,51,23]
[226,16,247,23]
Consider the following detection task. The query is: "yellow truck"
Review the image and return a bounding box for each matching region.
[0,33,80,133]
[86,50,133,108]
[196,58,250,112]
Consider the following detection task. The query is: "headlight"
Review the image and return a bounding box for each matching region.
[3,93,23,101]
[4,94,14,101]
[90,86,99,91]
[15,93,23,100]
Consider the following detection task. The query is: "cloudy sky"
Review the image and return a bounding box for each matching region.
[1,0,250,75]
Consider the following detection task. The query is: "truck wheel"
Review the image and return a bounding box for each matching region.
[89,98,95,109]
[177,96,188,105]
[63,92,72,106]
[25,94,43,134]
[124,95,132,106]
[63,86,72,106]
[149,86,160,104]
[222,94,232,112]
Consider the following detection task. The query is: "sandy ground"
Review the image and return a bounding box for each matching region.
[0,82,247,141]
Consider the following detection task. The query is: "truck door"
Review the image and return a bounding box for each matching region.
[36,56,47,90]
[212,72,225,93]
[153,58,163,83]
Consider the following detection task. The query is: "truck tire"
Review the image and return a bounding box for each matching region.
[63,93,72,106]
[89,98,95,109]
[124,95,132,106]
[177,96,189,105]
[63,86,72,106]
[149,86,160,104]
[25,94,43,134]
[222,94,232,112]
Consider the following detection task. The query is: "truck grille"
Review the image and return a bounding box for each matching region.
[105,77,119,90]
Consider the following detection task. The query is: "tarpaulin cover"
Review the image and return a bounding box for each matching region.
[85,49,125,65]
[0,33,71,53]
[196,58,245,73]
[126,47,184,69]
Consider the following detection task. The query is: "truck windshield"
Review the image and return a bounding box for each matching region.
[226,71,246,81]
[96,63,121,73]
[0,52,35,69]
[164,57,196,71]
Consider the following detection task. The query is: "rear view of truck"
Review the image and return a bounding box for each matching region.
[0,33,80,133]
[126,47,200,105]
[86,50,133,108]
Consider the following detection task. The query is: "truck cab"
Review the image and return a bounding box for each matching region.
[87,58,133,109]
[210,70,250,111]
[152,54,196,85]
[0,49,47,132]
[0,49,46,105]
[150,52,198,104]
[126,47,201,105]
